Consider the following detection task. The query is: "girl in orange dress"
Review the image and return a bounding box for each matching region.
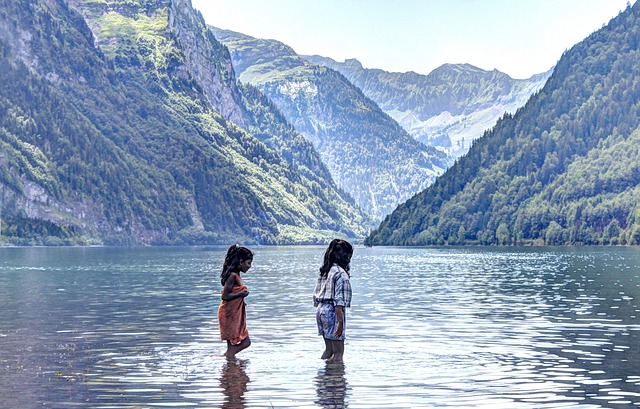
[218,244,253,359]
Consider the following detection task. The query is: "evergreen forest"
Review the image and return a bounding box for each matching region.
[366,2,640,246]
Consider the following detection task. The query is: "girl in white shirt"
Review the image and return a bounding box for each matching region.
[313,239,353,362]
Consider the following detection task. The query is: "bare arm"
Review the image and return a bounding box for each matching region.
[334,305,344,337]
[221,273,249,301]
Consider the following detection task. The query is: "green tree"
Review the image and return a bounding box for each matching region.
[496,223,510,245]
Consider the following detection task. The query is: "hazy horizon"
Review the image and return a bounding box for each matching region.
[193,0,634,79]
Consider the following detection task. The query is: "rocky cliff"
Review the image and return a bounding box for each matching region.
[0,0,368,245]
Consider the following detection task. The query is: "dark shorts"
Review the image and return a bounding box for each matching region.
[316,302,346,341]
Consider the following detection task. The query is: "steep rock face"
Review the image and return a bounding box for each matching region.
[68,0,246,125]
[303,56,552,157]
[163,2,364,236]
[210,27,451,220]
[0,0,368,245]
[167,0,245,126]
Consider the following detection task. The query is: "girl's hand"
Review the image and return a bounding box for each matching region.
[240,290,249,298]
[334,322,343,338]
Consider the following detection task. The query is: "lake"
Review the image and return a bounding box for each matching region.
[1,246,639,408]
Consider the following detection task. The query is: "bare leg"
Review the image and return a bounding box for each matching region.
[225,336,251,359]
[320,336,334,359]
[329,340,344,362]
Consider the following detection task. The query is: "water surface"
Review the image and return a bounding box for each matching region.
[1,246,639,408]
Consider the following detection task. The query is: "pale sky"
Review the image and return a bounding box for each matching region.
[192,0,634,79]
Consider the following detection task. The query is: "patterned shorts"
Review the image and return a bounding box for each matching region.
[316,302,346,341]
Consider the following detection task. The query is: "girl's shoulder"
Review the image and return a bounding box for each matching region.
[329,264,341,273]
[330,264,349,278]
[226,271,243,285]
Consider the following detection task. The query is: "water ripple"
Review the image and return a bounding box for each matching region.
[1,246,640,407]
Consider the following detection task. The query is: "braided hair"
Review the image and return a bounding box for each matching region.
[319,239,353,277]
[220,243,254,286]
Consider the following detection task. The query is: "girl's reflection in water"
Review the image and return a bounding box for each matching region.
[219,359,250,409]
[315,361,349,408]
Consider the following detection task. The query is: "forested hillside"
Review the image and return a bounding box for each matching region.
[366,2,640,246]
[208,28,451,220]
[303,56,551,158]
[0,0,368,245]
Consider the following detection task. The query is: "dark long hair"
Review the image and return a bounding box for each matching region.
[319,239,353,277]
[220,244,254,285]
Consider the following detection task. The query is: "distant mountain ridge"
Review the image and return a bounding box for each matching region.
[366,2,640,246]
[209,27,451,220]
[303,56,552,157]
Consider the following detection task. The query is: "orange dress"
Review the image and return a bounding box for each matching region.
[218,285,249,345]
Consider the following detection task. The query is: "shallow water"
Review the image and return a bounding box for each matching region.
[1,246,639,408]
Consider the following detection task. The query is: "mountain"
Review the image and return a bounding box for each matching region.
[0,0,368,245]
[303,56,552,158]
[366,2,640,246]
[208,28,451,221]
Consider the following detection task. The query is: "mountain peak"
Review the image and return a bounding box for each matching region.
[208,26,256,42]
[433,63,497,76]
[343,58,363,69]
[304,54,550,158]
